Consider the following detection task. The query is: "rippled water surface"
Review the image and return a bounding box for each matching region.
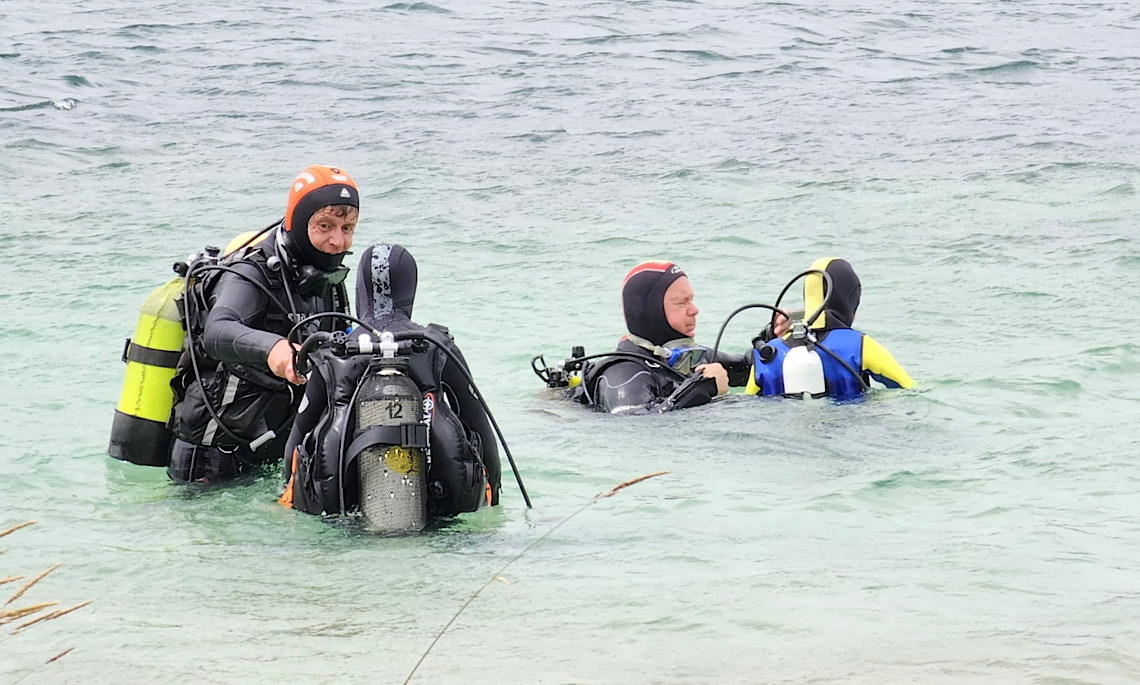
[1,1,1139,682]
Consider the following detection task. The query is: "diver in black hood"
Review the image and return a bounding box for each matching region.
[572,261,761,415]
[281,243,501,517]
[166,165,357,483]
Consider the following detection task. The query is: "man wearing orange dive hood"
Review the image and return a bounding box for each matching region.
[167,165,358,483]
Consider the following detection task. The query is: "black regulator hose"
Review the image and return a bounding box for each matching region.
[287,312,381,344]
[709,269,833,360]
[773,268,833,329]
[394,331,531,509]
[287,313,383,378]
[293,332,335,376]
[710,303,786,362]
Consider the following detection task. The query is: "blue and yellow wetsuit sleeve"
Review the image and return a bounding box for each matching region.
[860,335,913,389]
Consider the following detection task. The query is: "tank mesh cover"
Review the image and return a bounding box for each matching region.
[357,395,427,533]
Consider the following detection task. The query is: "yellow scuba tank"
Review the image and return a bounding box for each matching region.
[109,229,270,466]
[223,231,259,256]
[108,278,185,466]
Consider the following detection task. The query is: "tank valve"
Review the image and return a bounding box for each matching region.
[378,331,398,359]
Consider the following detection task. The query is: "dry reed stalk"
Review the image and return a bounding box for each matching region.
[11,600,94,635]
[0,601,57,625]
[0,521,36,539]
[5,563,61,607]
[0,575,26,586]
[594,470,672,499]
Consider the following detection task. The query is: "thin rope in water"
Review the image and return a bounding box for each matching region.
[402,470,672,685]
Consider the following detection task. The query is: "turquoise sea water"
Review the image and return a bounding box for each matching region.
[2,1,1139,682]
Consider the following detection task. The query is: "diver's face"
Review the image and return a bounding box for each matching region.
[664,276,699,338]
[307,206,357,255]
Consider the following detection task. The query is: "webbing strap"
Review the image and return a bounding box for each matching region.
[345,423,429,466]
[122,338,182,369]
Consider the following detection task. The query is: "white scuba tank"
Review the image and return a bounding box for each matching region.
[782,346,826,398]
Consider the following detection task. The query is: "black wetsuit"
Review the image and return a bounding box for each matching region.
[576,339,751,415]
[282,243,501,517]
[168,230,348,481]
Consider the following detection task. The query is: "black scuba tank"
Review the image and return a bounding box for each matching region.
[353,348,429,533]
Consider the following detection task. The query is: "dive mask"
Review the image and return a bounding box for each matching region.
[663,343,709,375]
[625,333,709,375]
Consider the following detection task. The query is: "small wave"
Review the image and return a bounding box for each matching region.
[382,2,451,12]
[713,158,758,172]
[780,37,832,51]
[120,23,177,30]
[692,68,768,81]
[706,235,760,247]
[591,129,665,140]
[941,46,981,54]
[506,129,566,143]
[652,49,734,62]
[980,285,1059,301]
[797,179,850,189]
[507,85,575,97]
[0,101,52,113]
[1077,343,1140,373]
[973,378,1082,396]
[863,18,912,29]
[966,506,1011,519]
[1018,140,1092,151]
[968,60,1039,75]
[0,98,77,112]
[868,470,977,491]
[567,34,630,45]
[0,52,18,59]
[586,236,652,247]
[479,47,537,57]
[1099,183,1135,197]
[63,75,93,87]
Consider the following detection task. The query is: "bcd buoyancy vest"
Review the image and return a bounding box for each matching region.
[169,239,349,450]
[750,328,867,400]
[286,323,492,518]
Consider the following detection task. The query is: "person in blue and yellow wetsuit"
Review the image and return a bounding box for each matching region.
[746,257,913,400]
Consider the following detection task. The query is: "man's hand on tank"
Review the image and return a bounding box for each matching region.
[269,339,305,385]
[772,311,791,338]
[696,363,729,396]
